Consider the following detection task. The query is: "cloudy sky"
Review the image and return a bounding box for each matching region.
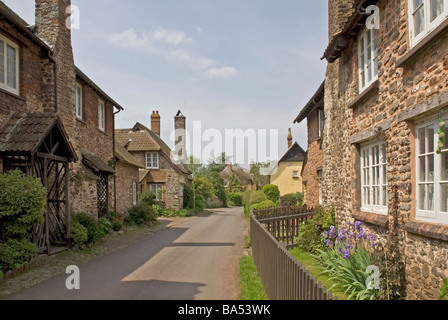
[4,0,328,165]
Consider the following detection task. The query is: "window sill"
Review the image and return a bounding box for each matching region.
[76,117,87,125]
[348,80,379,109]
[404,220,448,242]
[396,17,448,68]
[352,210,389,229]
[0,87,25,101]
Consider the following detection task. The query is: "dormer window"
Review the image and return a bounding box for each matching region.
[146,152,159,169]
[0,34,19,95]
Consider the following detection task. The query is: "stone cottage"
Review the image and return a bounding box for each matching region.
[0,0,123,253]
[269,130,306,196]
[115,111,192,210]
[321,0,448,299]
[294,81,325,207]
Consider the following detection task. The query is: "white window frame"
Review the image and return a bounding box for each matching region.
[408,0,448,47]
[360,141,388,214]
[150,184,164,201]
[145,152,159,169]
[75,83,83,120]
[293,170,299,178]
[98,99,105,131]
[358,26,379,93]
[318,109,325,139]
[0,34,19,95]
[416,117,448,225]
[132,182,138,206]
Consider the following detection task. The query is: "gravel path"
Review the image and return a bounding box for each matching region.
[0,216,195,299]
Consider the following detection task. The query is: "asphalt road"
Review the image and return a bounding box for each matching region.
[8,207,248,300]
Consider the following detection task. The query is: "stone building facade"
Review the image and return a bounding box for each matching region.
[294,81,325,207]
[115,112,192,211]
[321,0,448,299]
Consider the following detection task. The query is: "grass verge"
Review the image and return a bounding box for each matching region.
[238,255,268,300]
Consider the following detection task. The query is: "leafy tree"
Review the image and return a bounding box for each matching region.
[250,161,273,190]
[227,173,244,193]
[210,172,227,207]
[193,176,214,202]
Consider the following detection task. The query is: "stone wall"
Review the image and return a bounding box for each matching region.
[115,161,140,217]
[323,0,448,299]
[302,108,323,207]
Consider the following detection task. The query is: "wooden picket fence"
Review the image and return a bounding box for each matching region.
[250,206,337,300]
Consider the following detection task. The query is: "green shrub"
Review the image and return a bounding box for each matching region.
[250,200,276,211]
[262,184,280,203]
[227,192,243,207]
[178,209,190,217]
[140,191,156,207]
[71,220,88,245]
[0,170,46,242]
[152,204,163,216]
[243,191,269,216]
[98,218,113,235]
[72,213,103,243]
[183,185,195,209]
[0,238,36,271]
[296,207,336,253]
[194,194,205,213]
[125,204,157,225]
[111,220,123,232]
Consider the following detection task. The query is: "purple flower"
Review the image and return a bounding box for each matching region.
[323,231,329,239]
[329,226,336,238]
[326,239,333,247]
[355,221,362,231]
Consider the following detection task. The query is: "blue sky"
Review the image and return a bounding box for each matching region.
[4,0,328,165]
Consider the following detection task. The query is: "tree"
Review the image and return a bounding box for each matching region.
[250,161,272,190]
[227,173,244,193]
[193,176,214,202]
[210,172,227,207]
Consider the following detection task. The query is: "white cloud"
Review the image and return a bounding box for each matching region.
[167,50,216,70]
[108,27,192,50]
[204,67,239,79]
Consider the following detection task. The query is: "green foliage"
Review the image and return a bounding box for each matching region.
[262,184,280,203]
[70,220,88,245]
[111,220,123,232]
[210,172,227,207]
[0,170,46,242]
[439,278,448,300]
[0,238,36,271]
[193,177,214,201]
[314,246,377,300]
[296,207,336,253]
[183,185,195,209]
[194,194,205,213]
[227,192,243,207]
[125,204,157,226]
[243,191,268,216]
[239,256,268,300]
[140,191,156,207]
[152,204,163,216]
[98,218,113,235]
[227,173,244,193]
[72,213,103,243]
[250,200,276,211]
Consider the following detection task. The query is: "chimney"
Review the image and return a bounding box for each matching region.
[35,0,76,138]
[287,128,293,149]
[174,110,187,163]
[151,111,161,136]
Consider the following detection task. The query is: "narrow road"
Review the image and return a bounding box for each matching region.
[8,207,248,300]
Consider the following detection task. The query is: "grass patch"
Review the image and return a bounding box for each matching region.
[239,255,268,300]
[289,247,347,300]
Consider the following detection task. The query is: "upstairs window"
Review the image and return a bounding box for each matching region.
[409,0,448,47]
[0,34,19,95]
[358,26,379,93]
[98,99,105,131]
[75,83,83,120]
[146,152,159,169]
[318,109,325,139]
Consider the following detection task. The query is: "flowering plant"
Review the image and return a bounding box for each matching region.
[314,220,380,300]
[69,165,84,195]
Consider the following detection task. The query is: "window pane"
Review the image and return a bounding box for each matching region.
[419,185,426,210]
[418,128,426,154]
[428,184,434,211]
[0,40,4,84]
[430,0,444,22]
[428,155,435,182]
[442,152,448,181]
[382,186,387,206]
[427,127,434,153]
[441,183,448,212]
[414,6,426,36]
[6,45,16,89]
[419,156,426,182]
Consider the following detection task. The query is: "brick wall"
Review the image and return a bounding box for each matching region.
[323,0,448,299]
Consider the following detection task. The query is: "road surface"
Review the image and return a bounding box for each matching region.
[8,207,248,300]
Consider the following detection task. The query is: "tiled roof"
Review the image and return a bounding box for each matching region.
[81,149,115,174]
[115,143,143,168]
[279,142,306,163]
[0,113,77,161]
[221,165,254,186]
[294,81,325,124]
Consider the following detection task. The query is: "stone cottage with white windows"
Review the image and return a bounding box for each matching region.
[321,0,448,299]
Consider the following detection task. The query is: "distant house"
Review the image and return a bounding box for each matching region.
[294,81,325,207]
[269,130,306,196]
[221,163,256,192]
[115,111,192,210]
